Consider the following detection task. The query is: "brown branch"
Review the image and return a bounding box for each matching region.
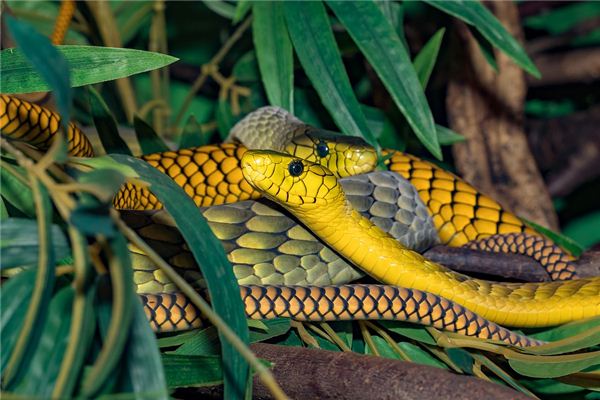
[178,343,529,400]
[527,48,600,87]
[526,106,600,196]
[576,250,600,278]
[423,246,551,282]
[446,2,559,230]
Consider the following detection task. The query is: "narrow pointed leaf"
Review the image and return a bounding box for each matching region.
[88,87,132,155]
[283,1,377,149]
[413,28,445,88]
[133,116,169,154]
[1,45,178,94]
[327,0,440,159]
[110,154,249,400]
[424,0,540,78]
[253,2,294,112]
[6,15,71,124]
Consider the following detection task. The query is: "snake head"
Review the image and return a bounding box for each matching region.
[283,131,377,178]
[241,150,343,207]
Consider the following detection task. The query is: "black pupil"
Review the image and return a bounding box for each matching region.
[316,141,329,158]
[288,160,304,176]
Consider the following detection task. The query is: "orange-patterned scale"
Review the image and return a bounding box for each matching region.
[387,151,536,246]
[113,143,261,210]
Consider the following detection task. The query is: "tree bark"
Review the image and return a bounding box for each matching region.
[446,2,559,230]
[178,343,530,400]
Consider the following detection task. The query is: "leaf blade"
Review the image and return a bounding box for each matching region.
[327,0,440,159]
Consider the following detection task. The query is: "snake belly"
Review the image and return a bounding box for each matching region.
[126,171,439,293]
[241,150,600,328]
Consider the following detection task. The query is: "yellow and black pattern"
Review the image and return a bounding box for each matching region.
[142,285,543,347]
[241,151,600,328]
[0,94,94,157]
[466,233,576,281]
[114,143,260,209]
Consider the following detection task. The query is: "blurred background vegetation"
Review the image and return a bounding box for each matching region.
[1,1,599,399]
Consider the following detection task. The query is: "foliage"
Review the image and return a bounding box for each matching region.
[1,1,599,399]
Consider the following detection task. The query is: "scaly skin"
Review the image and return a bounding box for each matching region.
[241,151,600,328]
[0,94,94,157]
[0,96,571,280]
[386,151,576,280]
[141,286,543,347]
[125,171,439,293]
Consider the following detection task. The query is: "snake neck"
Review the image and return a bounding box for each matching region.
[290,196,600,328]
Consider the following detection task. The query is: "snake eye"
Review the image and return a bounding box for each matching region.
[316,141,329,158]
[288,160,304,177]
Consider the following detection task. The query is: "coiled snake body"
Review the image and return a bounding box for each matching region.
[2,95,595,346]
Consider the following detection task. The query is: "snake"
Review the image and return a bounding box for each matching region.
[0,95,586,346]
[240,150,600,328]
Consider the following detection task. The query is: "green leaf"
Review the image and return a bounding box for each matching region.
[118,292,168,399]
[5,15,71,124]
[526,317,600,355]
[425,0,540,78]
[472,353,536,397]
[202,0,236,19]
[470,28,498,72]
[3,180,56,388]
[109,154,250,400]
[413,28,445,88]
[253,2,294,112]
[87,87,132,155]
[216,98,239,140]
[522,218,585,257]
[327,1,439,159]
[531,316,600,343]
[13,286,74,396]
[173,327,221,356]
[250,319,292,343]
[133,116,170,154]
[507,351,600,379]
[563,211,600,251]
[0,165,35,218]
[0,197,8,220]
[1,45,178,95]
[378,322,437,345]
[0,268,36,373]
[178,115,208,149]
[80,234,134,397]
[78,169,127,204]
[162,354,224,388]
[283,1,378,150]
[233,0,253,24]
[524,2,600,35]
[0,218,70,270]
[436,124,465,145]
[233,51,260,83]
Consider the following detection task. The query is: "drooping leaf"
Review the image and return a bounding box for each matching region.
[202,0,236,19]
[507,351,600,379]
[0,268,37,374]
[283,1,378,150]
[524,2,600,35]
[5,15,71,124]
[436,125,465,145]
[87,87,132,155]
[162,354,224,388]
[233,0,252,24]
[133,115,170,154]
[425,0,540,78]
[13,286,74,396]
[109,154,250,400]
[253,2,294,112]
[0,164,35,218]
[328,0,439,159]
[1,45,178,94]
[3,180,56,388]
[0,218,70,270]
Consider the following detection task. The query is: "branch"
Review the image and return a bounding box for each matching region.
[423,246,551,282]
[178,343,530,400]
[527,48,600,87]
[446,2,559,230]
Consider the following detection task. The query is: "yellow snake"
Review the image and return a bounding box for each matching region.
[240,151,600,328]
[0,95,587,346]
